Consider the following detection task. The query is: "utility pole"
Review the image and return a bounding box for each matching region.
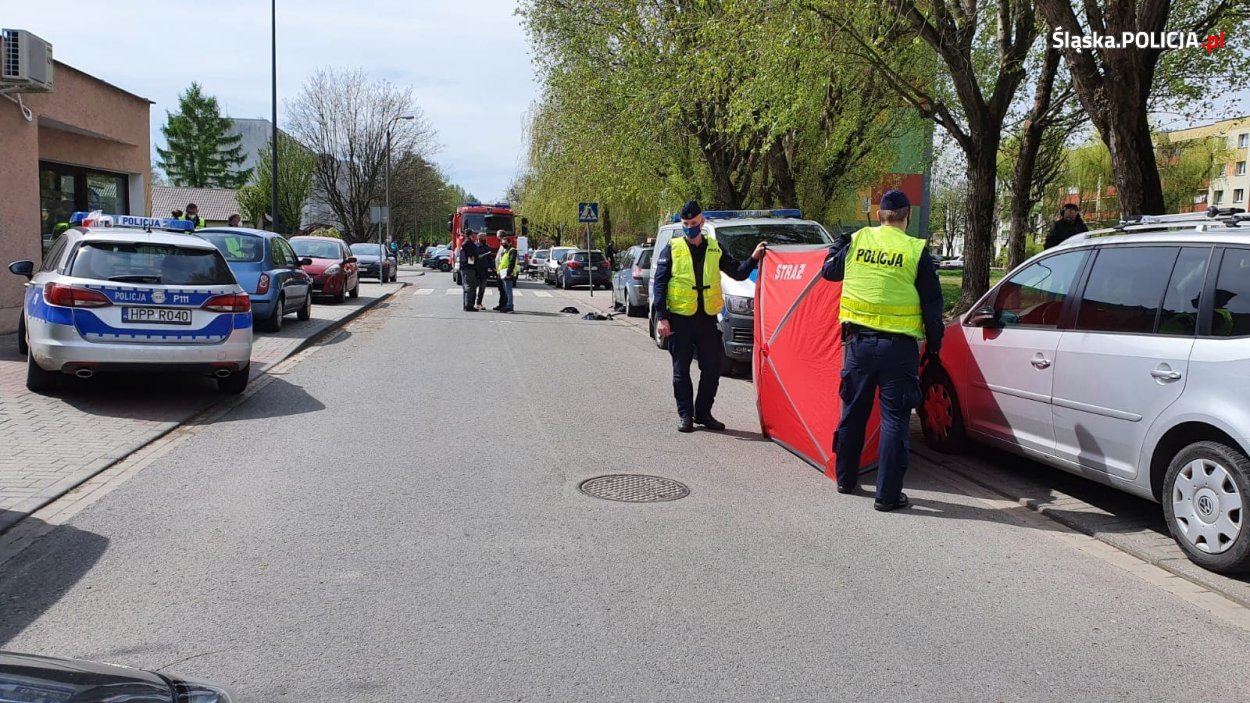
[270,0,279,233]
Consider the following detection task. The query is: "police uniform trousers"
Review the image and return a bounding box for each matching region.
[834,327,921,502]
[666,313,721,420]
[462,270,480,311]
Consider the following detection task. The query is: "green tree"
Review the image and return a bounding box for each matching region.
[236,132,315,234]
[1155,132,1231,215]
[156,83,249,188]
[1035,0,1250,217]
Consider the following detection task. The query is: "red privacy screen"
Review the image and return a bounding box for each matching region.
[754,246,880,479]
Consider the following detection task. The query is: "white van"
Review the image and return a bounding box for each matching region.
[647,210,834,374]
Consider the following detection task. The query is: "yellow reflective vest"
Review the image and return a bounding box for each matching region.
[667,235,723,317]
[497,248,517,278]
[839,225,925,339]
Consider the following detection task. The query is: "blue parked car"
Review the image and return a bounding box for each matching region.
[197,228,313,332]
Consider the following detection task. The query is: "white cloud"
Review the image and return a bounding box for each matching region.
[6,0,538,199]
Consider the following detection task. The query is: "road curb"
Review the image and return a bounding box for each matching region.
[911,442,1250,609]
[0,284,406,538]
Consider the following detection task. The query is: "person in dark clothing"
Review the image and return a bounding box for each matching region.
[821,189,944,511]
[653,200,766,433]
[474,237,494,310]
[1044,204,1089,249]
[605,237,617,270]
[460,230,481,312]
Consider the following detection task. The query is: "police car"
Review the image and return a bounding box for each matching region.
[647,209,835,374]
[8,212,254,394]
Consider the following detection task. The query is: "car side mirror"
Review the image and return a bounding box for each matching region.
[969,305,999,327]
[8,260,34,280]
[346,257,358,264]
[299,257,314,267]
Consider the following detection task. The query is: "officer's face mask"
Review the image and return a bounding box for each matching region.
[682,224,702,238]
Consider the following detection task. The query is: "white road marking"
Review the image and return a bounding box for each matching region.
[533,291,552,298]
[414,288,433,295]
[444,289,460,295]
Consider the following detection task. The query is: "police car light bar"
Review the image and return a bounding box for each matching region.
[69,211,196,232]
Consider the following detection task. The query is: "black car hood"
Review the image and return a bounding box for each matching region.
[0,651,174,701]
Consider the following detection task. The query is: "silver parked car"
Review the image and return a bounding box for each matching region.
[919,208,1250,574]
[611,245,653,317]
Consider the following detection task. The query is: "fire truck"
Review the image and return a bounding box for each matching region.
[448,202,527,285]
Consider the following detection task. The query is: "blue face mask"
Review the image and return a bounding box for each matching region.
[683,224,702,237]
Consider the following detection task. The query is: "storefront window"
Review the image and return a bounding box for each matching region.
[39,162,130,255]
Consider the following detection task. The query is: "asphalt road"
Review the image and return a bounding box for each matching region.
[3,272,1250,702]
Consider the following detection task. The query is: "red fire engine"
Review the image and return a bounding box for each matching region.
[448,202,526,285]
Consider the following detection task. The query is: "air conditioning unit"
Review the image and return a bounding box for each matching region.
[1,29,53,93]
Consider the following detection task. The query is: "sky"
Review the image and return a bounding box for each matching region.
[6,0,539,200]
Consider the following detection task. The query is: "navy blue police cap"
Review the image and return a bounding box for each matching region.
[680,200,702,219]
[880,189,910,211]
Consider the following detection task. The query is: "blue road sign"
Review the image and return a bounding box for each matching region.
[578,202,600,224]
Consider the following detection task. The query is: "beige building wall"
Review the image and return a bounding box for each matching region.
[0,62,150,334]
[1166,116,1250,210]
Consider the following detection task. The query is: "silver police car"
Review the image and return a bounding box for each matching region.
[8,213,253,394]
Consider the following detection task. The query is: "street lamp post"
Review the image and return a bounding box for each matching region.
[270,0,279,233]
[384,115,415,280]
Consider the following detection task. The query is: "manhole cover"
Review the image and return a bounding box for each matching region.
[579,474,690,503]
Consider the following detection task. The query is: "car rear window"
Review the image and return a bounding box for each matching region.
[1211,248,1250,337]
[713,223,831,260]
[292,239,343,260]
[69,242,236,285]
[552,250,571,262]
[572,252,606,263]
[197,232,265,262]
[637,250,653,267]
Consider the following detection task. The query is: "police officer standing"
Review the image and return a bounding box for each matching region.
[183,203,206,230]
[821,189,944,511]
[474,235,494,311]
[461,229,481,312]
[654,200,766,433]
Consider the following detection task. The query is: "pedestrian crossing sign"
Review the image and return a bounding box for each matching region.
[578,202,599,223]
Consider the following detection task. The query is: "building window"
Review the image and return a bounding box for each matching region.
[1240,133,1249,149]
[1238,161,1248,176]
[1195,193,1208,204]
[39,161,130,236]
[1236,189,1246,203]
[1215,190,1225,204]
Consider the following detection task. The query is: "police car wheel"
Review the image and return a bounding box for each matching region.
[918,364,967,454]
[217,365,250,395]
[17,316,28,355]
[297,294,312,321]
[26,350,59,394]
[1164,441,1250,574]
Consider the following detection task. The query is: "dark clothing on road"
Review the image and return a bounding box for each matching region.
[462,270,480,311]
[821,229,944,504]
[821,237,945,355]
[834,331,920,501]
[651,235,759,421]
[475,242,493,306]
[667,314,722,420]
[651,237,758,321]
[1044,217,1089,249]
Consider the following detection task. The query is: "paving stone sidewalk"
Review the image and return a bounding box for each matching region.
[0,283,402,533]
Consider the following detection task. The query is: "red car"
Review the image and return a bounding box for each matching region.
[290,236,360,303]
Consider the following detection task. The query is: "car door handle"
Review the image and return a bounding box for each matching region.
[1151,369,1182,381]
[1030,357,1052,369]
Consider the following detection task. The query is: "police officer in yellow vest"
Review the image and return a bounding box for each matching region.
[183,203,207,230]
[653,200,767,433]
[821,189,944,511]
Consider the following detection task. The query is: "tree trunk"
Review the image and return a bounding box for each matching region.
[1007,47,1061,270]
[959,144,1000,313]
[1108,105,1165,218]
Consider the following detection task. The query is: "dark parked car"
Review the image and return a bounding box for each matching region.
[0,651,234,701]
[290,235,360,303]
[350,242,397,282]
[557,249,612,290]
[423,246,450,268]
[611,245,653,316]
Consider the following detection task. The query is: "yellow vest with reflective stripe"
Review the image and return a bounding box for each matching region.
[839,225,925,338]
[667,236,723,317]
[497,248,516,276]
